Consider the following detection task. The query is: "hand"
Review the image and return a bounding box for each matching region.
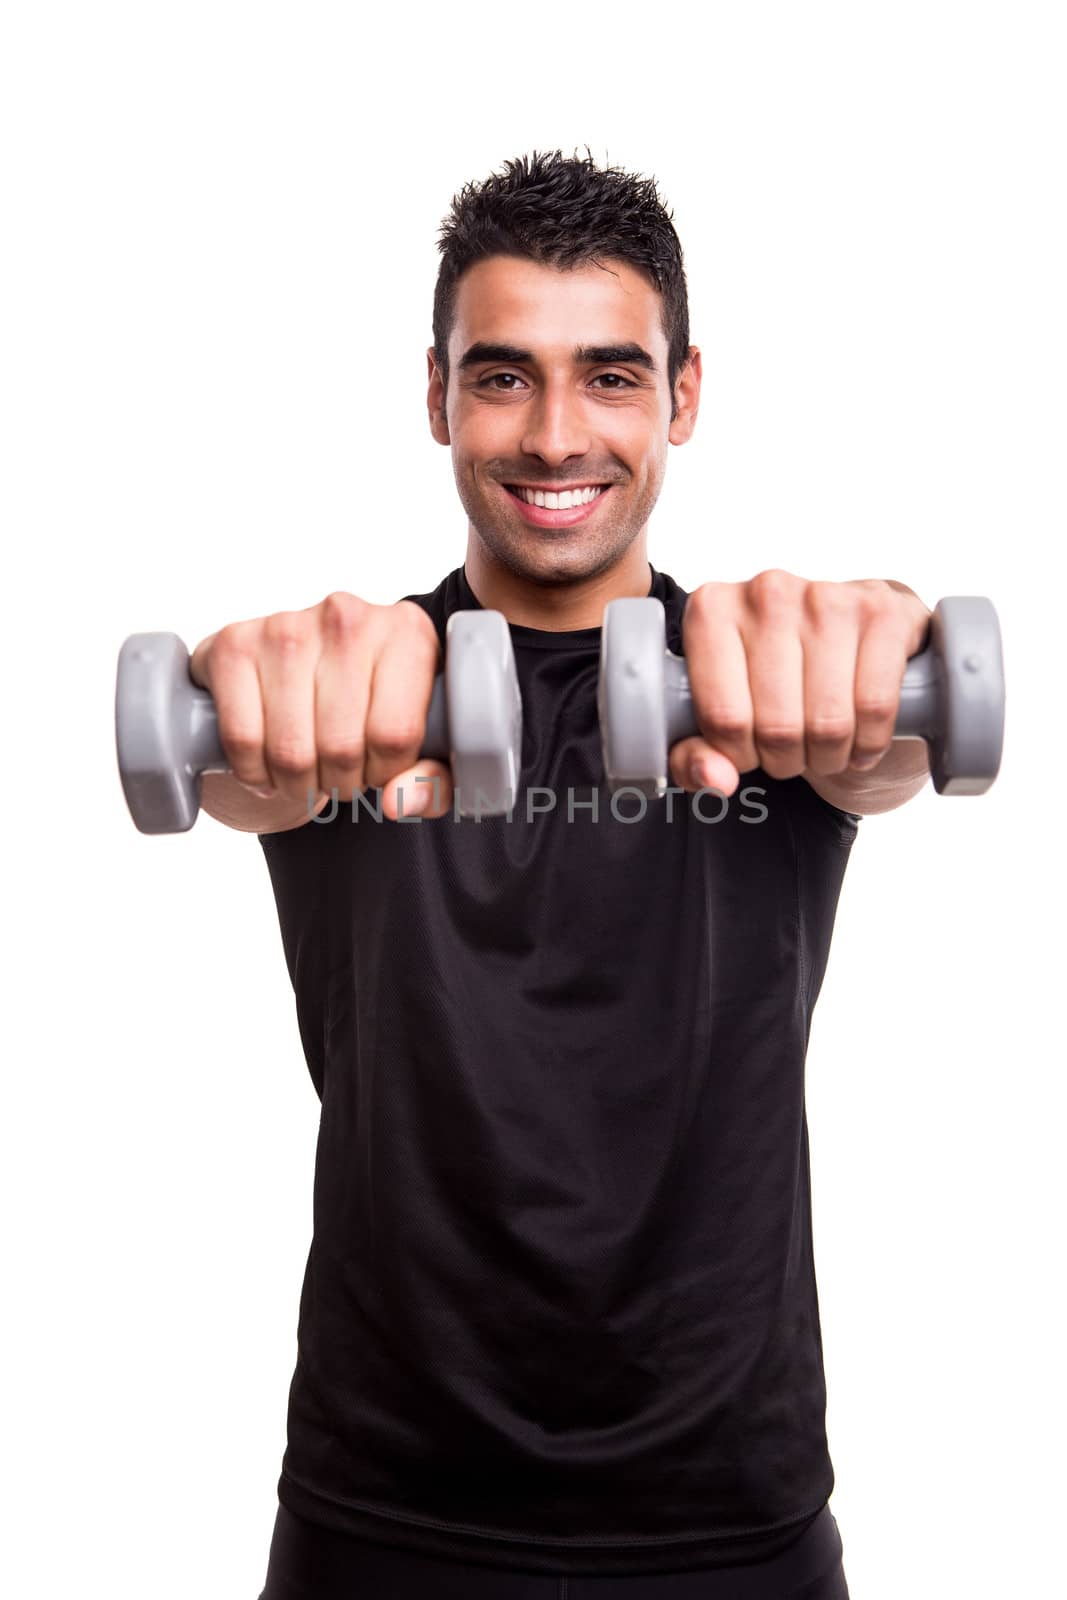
[189,592,453,820]
[671,570,933,795]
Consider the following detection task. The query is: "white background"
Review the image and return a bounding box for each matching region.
[2,3,1063,1596]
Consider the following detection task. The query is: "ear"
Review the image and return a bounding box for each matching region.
[427,346,450,445]
[668,346,701,445]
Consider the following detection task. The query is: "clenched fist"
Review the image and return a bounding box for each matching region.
[673,571,932,795]
[189,591,453,821]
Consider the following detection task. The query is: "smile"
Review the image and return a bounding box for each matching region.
[501,482,612,527]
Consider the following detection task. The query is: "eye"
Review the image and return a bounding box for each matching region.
[479,372,527,390]
[591,373,637,389]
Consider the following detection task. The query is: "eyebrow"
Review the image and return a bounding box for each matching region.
[457,341,658,375]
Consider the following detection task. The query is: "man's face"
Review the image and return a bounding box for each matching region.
[427,255,700,589]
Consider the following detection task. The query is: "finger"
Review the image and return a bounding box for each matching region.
[314,601,376,805]
[381,760,454,821]
[746,622,806,780]
[362,611,441,793]
[682,603,760,776]
[202,630,274,793]
[668,735,740,797]
[258,613,319,804]
[802,592,859,777]
[851,607,908,769]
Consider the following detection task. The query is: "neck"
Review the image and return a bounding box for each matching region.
[463,536,653,630]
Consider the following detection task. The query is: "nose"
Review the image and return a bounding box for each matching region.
[519,381,593,468]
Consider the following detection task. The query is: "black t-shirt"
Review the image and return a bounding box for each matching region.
[257,562,861,1579]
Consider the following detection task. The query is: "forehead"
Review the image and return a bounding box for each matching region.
[450,255,666,358]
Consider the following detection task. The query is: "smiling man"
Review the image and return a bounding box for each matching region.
[432,253,688,629]
[250,150,932,1600]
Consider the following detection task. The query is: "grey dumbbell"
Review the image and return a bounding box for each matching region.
[597,595,1004,798]
[116,609,523,833]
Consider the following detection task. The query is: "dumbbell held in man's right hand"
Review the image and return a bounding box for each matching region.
[116,604,523,834]
[597,594,1005,799]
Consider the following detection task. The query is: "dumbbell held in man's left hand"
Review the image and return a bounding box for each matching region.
[597,594,1004,799]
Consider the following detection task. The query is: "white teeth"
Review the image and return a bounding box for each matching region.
[514,485,604,510]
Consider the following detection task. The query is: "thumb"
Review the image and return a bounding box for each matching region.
[381,760,453,821]
[668,736,740,797]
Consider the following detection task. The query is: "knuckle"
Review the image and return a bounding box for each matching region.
[321,590,367,636]
[755,722,804,751]
[806,713,854,742]
[395,597,431,633]
[266,738,314,776]
[687,581,732,619]
[217,726,259,761]
[366,716,424,759]
[394,601,441,665]
[210,621,255,667]
[210,622,241,654]
[748,568,798,612]
[855,691,898,721]
[264,611,310,651]
[318,733,365,769]
[854,582,895,622]
[700,707,749,741]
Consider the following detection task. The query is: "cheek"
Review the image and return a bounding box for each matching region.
[612,412,662,461]
[623,441,662,491]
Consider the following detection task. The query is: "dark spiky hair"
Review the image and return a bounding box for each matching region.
[432,147,690,421]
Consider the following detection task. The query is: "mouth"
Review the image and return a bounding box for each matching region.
[500,481,613,528]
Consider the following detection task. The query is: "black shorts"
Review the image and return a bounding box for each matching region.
[257,1500,849,1599]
